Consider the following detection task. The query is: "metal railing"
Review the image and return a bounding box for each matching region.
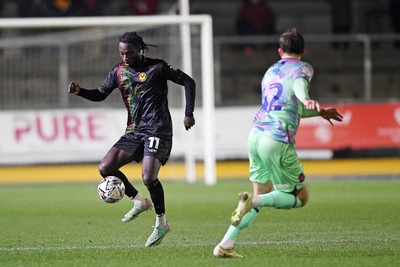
[0,31,399,110]
[214,33,400,105]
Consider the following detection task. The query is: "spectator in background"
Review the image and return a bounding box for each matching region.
[236,0,277,54]
[80,0,103,16]
[18,0,42,17]
[389,0,400,48]
[43,0,74,16]
[16,0,102,17]
[329,0,352,49]
[125,0,159,15]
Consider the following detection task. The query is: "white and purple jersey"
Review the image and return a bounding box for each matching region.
[252,58,314,144]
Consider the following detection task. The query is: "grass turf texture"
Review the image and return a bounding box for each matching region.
[0,179,399,267]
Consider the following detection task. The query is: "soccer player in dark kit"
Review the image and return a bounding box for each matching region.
[68,32,196,247]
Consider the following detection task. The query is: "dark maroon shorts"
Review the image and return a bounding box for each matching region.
[113,131,172,165]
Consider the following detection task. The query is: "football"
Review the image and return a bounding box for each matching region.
[97,176,125,203]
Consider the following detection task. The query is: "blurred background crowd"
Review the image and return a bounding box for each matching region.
[0,0,161,17]
[0,0,398,36]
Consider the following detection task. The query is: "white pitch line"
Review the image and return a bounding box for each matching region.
[1,238,398,252]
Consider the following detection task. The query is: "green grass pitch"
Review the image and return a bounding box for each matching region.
[0,179,399,267]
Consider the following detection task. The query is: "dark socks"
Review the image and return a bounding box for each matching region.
[110,170,138,198]
[146,178,165,215]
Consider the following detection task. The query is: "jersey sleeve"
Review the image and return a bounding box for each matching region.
[98,67,118,94]
[293,64,319,118]
[295,62,314,82]
[162,62,196,117]
[77,88,108,102]
[293,77,309,101]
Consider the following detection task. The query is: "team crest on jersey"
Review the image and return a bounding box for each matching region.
[138,72,147,82]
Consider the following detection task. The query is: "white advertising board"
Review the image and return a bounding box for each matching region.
[0,107,330,165]
[0,107,255,165]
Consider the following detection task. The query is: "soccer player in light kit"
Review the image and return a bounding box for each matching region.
[68,31,196,247]
[213,28,343,258]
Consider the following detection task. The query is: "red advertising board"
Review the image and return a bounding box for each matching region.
[296,102,400,150]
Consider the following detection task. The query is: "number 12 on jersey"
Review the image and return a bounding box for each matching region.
[261,82,283,112]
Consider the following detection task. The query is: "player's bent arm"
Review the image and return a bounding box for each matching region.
[165,65,196,117]
[302,108,343,126]
[302,108,319,118]
[182,74,196,130]
[182,74,196,117]
[293,78,320,117]
[293,78,309,102]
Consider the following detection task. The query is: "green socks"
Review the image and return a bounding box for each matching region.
[260,190,302,209]
[220,207,261,248]
[219,191,302,249]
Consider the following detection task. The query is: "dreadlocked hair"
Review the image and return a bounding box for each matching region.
[119,32,149,51]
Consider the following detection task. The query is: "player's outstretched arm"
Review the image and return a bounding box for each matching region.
[319,108,343,126]
[67,81,108,102]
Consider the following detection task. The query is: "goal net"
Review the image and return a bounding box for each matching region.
[0,15,216,185]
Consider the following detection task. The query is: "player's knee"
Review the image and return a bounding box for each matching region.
[297,191,309,207]
[299,195,309,207]
[295,185,309,207]
[98,162,110,177]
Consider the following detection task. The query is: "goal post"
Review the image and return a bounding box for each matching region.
[0,15,217,185]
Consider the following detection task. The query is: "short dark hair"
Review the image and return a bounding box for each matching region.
[119,32,148,51]
[279,28,305,54]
